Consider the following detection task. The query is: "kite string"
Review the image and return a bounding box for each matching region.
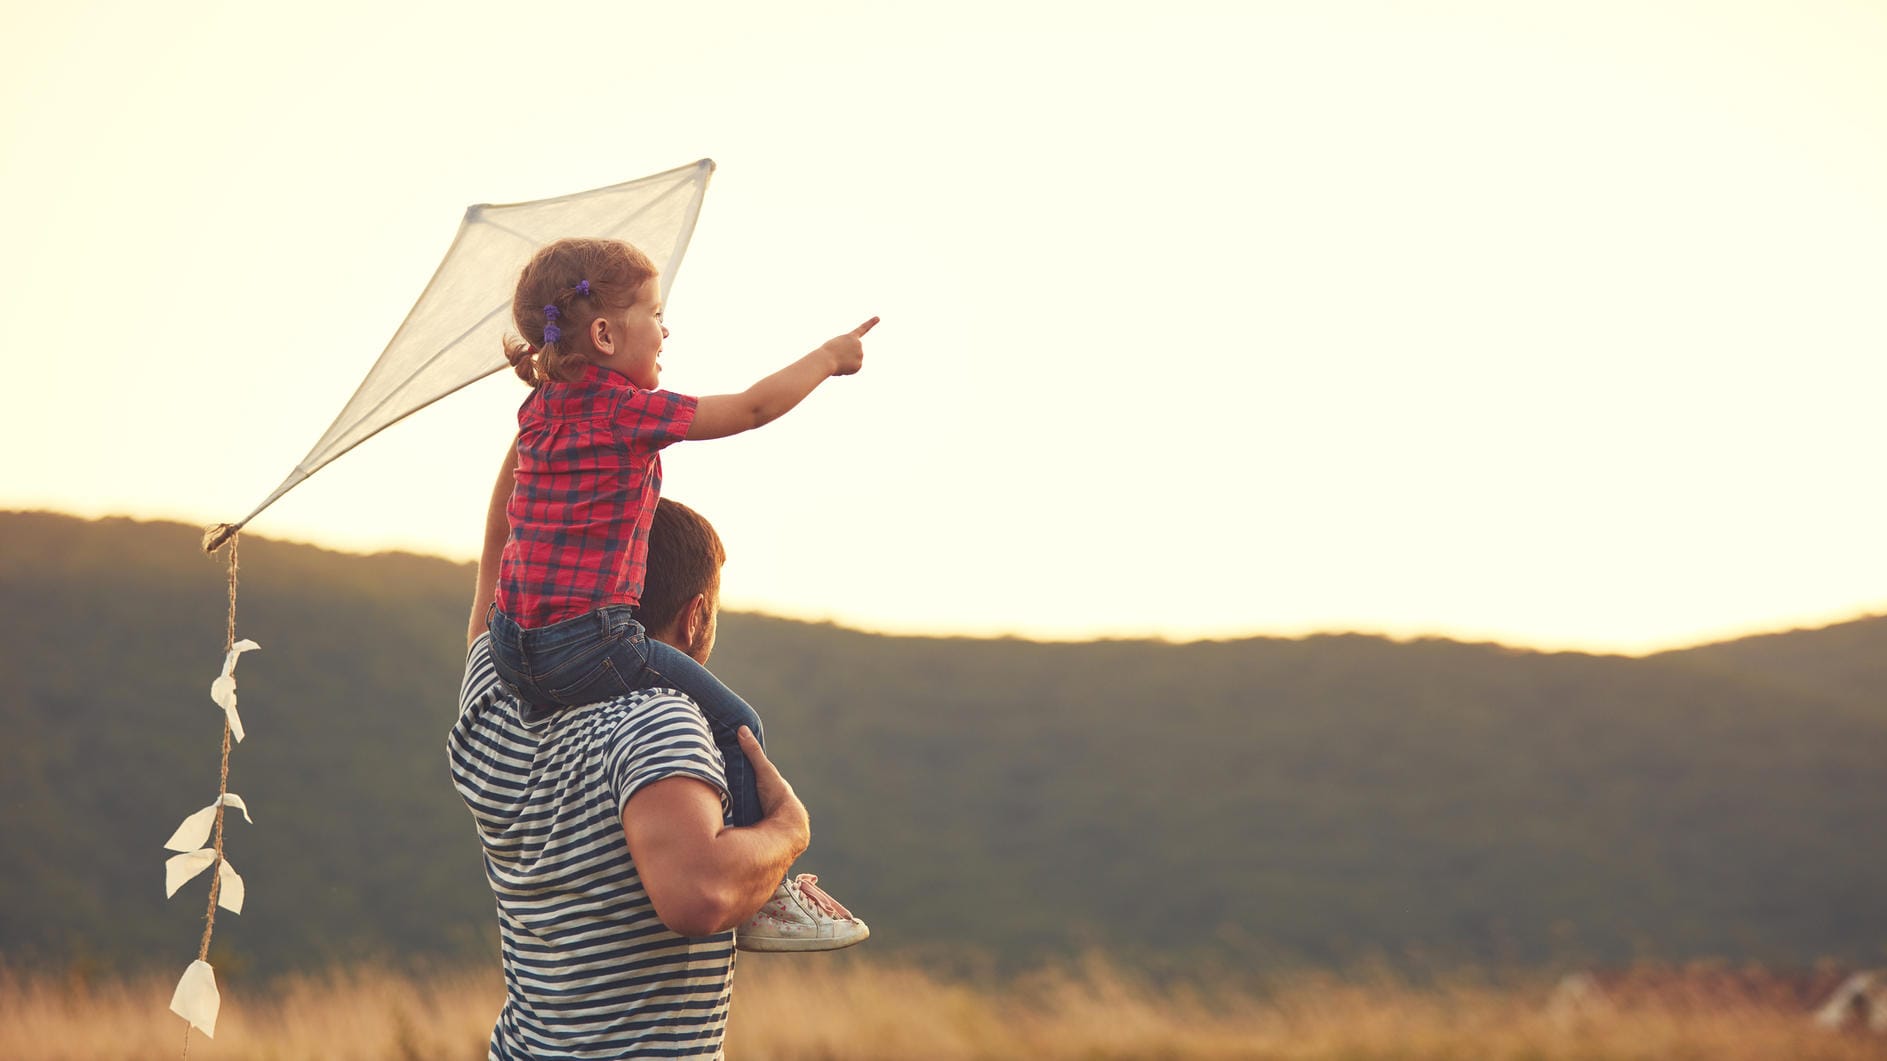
[184,534,238,1060]
[201,533,236,957]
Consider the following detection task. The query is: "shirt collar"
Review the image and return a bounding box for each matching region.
[570,363,630,390]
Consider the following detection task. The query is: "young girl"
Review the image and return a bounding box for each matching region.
[487,236,875,951]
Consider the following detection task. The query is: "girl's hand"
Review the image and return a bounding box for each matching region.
[819,317,879,376]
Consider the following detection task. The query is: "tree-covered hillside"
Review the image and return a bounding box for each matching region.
[1,512,1881,977]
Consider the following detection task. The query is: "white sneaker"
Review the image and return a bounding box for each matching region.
[735,873,870,952]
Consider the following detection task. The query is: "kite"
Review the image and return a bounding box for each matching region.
[171,160,716,1044]
[203,158,716,551]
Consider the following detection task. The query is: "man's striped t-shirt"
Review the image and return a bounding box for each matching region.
[449,633,735,1060]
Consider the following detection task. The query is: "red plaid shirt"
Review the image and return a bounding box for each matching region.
[494,365,698,628]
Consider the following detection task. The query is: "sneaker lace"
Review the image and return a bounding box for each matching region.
[788,873,856,921]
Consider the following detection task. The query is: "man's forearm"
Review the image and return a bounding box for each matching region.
[700,810,810,932]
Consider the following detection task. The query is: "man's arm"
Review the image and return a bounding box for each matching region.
[684,318,878,441]
[468,438,518,649]
[624,727,810,936]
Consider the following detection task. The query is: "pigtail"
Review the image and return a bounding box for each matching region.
[541,281,602,383]
[503,335,541,385]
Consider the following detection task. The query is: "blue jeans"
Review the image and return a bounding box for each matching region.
[486,603,764,827]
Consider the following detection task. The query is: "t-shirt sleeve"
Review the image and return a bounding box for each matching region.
[604,694,730,820]
[615,389,698,452]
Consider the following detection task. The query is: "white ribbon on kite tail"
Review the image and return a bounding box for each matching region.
[209,639,260,742]
[163,851,246,911]
[171,960,221,1037]
[164,791,251,914]
[165,794,254,853]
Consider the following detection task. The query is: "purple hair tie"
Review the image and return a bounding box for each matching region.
[543,305,560,322]
[543,324,562,344]
[576,280,590,297]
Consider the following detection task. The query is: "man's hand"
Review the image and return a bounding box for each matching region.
[739,726,809,849]
[819,317,879,377]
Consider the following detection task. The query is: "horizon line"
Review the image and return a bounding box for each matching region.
[8,506,1882,659]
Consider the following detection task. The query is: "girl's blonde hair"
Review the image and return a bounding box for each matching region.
[503,238,658,385]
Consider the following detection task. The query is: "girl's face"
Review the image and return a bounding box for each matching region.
[592,277,668,389]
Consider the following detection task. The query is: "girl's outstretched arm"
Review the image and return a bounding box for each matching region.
[468,437,518,649]
[684,317,879,441]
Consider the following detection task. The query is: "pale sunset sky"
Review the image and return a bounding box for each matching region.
[2,2,1882,654]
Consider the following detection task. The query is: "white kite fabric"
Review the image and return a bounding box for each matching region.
[205,159,715,550]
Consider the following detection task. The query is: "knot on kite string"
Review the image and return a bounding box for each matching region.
[201,523,242,555]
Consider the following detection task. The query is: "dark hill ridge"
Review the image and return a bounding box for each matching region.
[2,510,1882,975]
[1652,613,1887,709]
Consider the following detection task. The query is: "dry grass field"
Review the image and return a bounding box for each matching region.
[2,955,1882,1060]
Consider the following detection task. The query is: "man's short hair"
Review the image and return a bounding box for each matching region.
[638,498,726,633]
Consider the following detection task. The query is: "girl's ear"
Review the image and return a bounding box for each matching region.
[590,315,613,353]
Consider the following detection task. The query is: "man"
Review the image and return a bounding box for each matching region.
[450,461,849,1058]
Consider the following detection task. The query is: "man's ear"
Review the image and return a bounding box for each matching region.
[682,593,711,657]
